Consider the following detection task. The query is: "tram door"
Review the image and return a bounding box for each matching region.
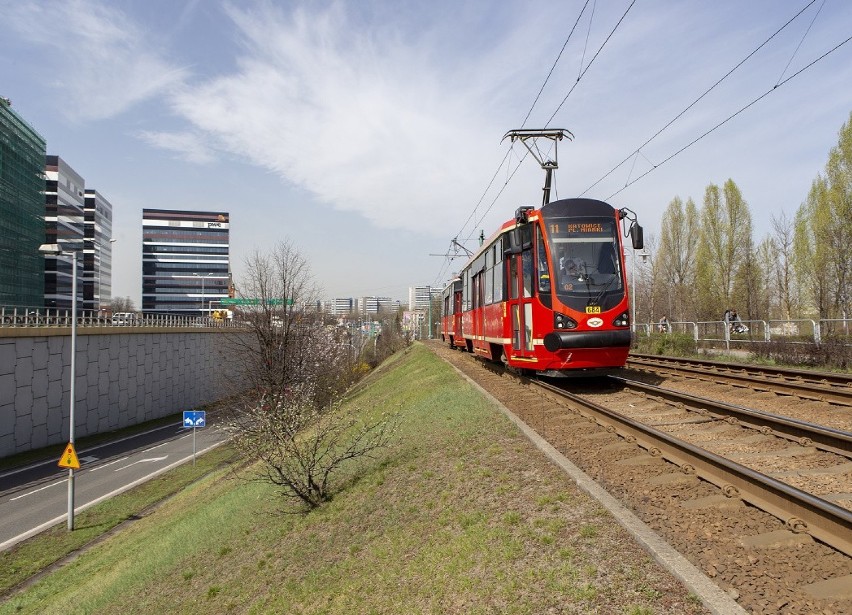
[453,288,463,338]
[508,247,534,357]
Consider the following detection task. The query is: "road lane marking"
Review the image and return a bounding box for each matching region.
[114,456,169,471]
[9,479,64,501]
[0,440,225,552]
[90,456,129,471]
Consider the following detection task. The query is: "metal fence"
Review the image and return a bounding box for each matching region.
[0,306,241,329]
[635,317,852,349]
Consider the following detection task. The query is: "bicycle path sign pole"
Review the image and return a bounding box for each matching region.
[182,410,207,465]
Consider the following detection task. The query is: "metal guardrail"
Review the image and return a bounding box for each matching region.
[0,306,241,329]
[635,317,852,349]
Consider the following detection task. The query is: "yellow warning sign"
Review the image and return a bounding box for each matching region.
[58,442,80,469]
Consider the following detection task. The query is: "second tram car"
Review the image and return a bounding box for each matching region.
[441,197,644,376]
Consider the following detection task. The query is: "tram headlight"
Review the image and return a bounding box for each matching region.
[612,311,630,327]
[553,312,577,329]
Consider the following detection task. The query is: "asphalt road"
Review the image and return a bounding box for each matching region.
[0,421,229,551]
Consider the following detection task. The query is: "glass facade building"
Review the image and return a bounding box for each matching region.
[44,155,85,309]
[0,97,46,308]
[142,209,230,315]
[83,189,114,311]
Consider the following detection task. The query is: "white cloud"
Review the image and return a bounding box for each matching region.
[2,0,189,121]
[164,2,541,237]
[137,130,216,164]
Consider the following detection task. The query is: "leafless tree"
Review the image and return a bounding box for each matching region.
[220,240,398,509]
[109,296,136,313]
[769,212,798,319]
[228,383,397,509]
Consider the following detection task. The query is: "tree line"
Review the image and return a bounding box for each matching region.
[644,111,851,329]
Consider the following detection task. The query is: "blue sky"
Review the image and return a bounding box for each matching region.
[1,0,850,304]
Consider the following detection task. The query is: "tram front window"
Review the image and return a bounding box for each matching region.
[548,219,623,309]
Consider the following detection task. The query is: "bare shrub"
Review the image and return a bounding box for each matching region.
[227,383,397,509]
[219,240,398,509]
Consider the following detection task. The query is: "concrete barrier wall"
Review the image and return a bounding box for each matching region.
[0,328,231,458]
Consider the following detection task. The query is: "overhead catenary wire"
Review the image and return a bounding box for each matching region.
[434,1,635,290]
[606,30,852,200]
[580,0,819,197]
[451,0,593,253]
[458,0,632,245]
[776,0,825,85]
[519,0,591,129]
[544,0,636,128]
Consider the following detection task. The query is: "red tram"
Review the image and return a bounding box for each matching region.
[441,197,644,376]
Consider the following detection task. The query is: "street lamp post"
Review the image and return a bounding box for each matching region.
[39,242,80,530]
[193,272,213,317]
[630,248,649,334]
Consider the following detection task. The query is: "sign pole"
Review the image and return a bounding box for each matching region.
[193,424,197,466]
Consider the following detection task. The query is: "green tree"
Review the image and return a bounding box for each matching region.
[824,111,852,321]
[695,180,753,319]
[656,196,698,321]
[794,112,852,324]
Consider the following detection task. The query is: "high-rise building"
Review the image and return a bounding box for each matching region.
[0,97,47,308]
[329,297,354,316]
[357,296,395,316]
[83,189,114,311]
[142,209,230,315]
[408,285,437,311]
[44,155,85,309]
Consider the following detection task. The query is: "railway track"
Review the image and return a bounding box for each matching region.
[628,353,852,407]
[427,341,852,613]
[538,376,852,557]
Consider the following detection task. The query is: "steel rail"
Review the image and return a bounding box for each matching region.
[533,379,852,558]
[630,354,852,387]
[627,355,852,407]
[610,376,852,458]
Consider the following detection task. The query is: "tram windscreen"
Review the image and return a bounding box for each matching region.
[547,218,624,310]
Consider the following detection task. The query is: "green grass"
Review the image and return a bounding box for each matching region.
[0,445,240,596]
[1,344,704,614]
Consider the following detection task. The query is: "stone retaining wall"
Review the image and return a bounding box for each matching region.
[0,328,232,458]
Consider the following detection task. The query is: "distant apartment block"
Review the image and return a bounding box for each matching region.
[83,189,114,311]
[408,285,437,311]
[356,296,395,315]
[44,155,85,309]
[0,97,46,308]
[329,297,354,316]
[142,209,230,315]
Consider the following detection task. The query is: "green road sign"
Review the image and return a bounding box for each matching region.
[220,298,292,306]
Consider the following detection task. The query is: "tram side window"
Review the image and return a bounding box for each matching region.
[463,270,470,311]
[522,249,533,298]
[535,226,552,307]
[509,257,519,300]
[484,249,493,304]
[493,262,504,303]
[492,243,504,303]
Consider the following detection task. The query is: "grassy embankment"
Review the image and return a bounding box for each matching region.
[1,344,703,614]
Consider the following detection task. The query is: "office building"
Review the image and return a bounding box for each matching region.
[142,209,230,315]
[0,97,47,308]
[408,285,437,311]
[329,297,354,316]
[44,155,85,309]
[83,189,114,311]
[357,296,395,316]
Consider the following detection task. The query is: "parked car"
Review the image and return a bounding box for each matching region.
[111,312,138,326]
